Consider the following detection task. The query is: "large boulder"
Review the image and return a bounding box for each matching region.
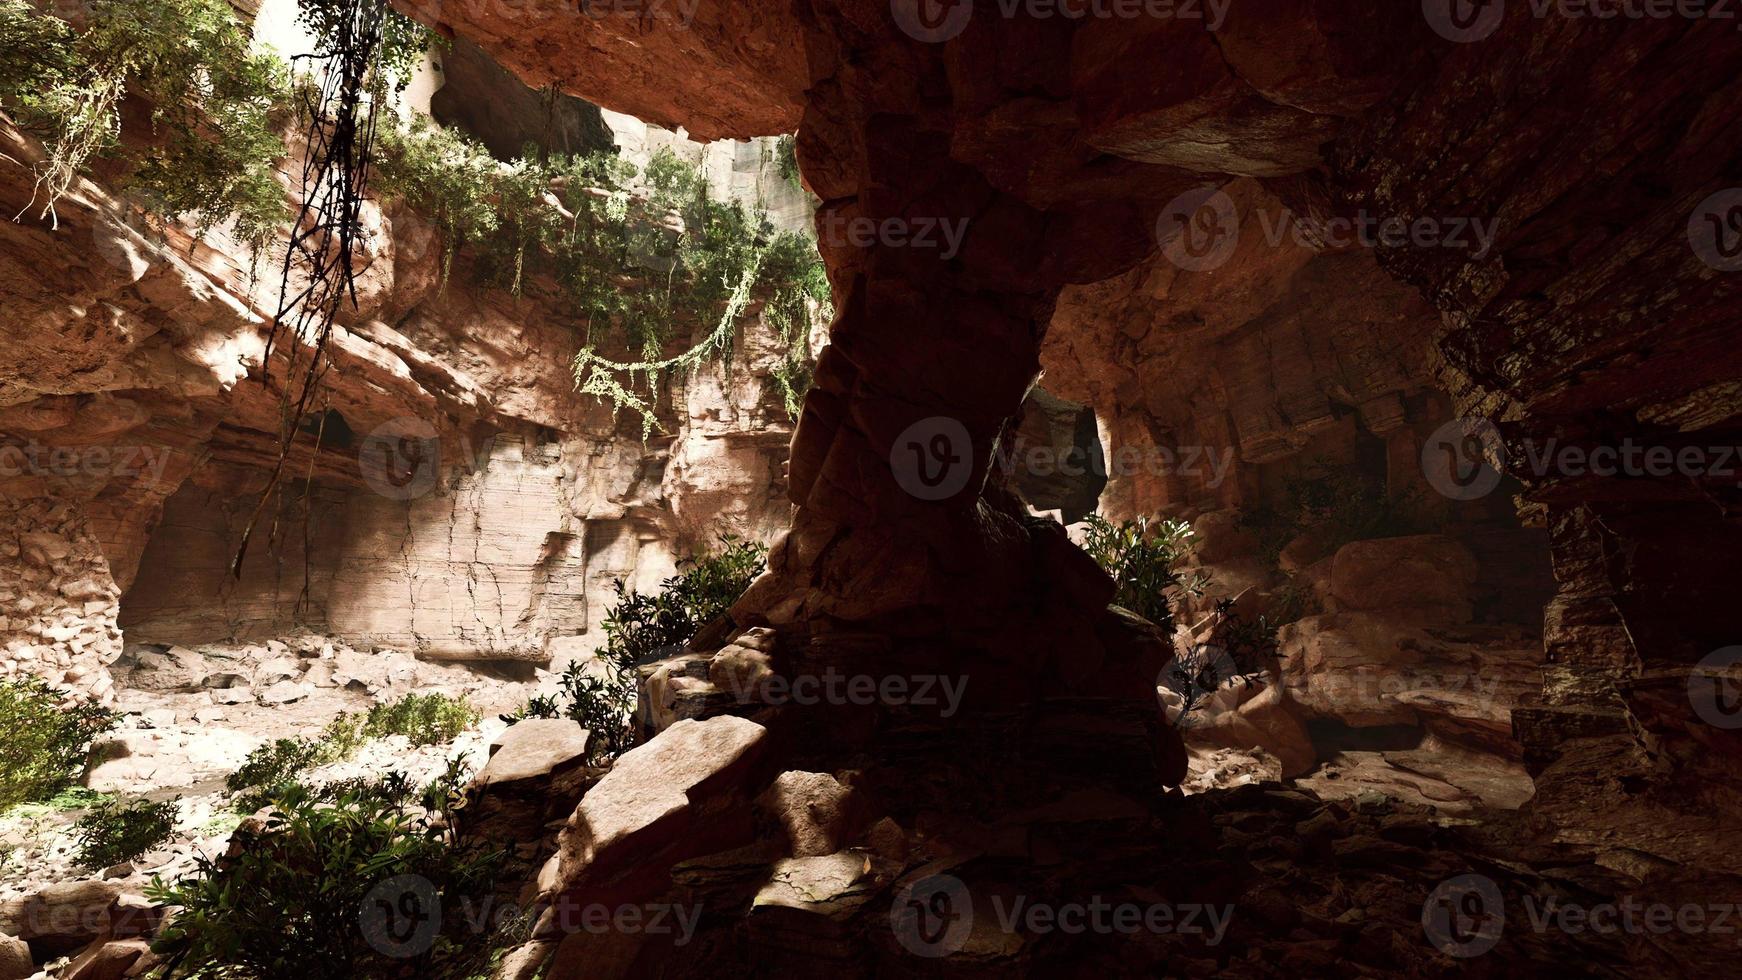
[546,716,771,911]
[1279,612,1540,753]
[469,719,598,843]
[0,880,120,957]
[754,771,857,858]
[1329,535,1478,622]
[0,933,31,980]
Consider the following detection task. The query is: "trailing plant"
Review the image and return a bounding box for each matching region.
[504,537,769,765]
[774,134,802,192]
[370,121,827,434]
[0,677,116,811]
[74,795,180,869]
[0,0,291,243]
[1237,460,1439,567]
[148,765,504,980]
[232,0,431,578]
[1079,514,1207,634]
[362,692,478,747]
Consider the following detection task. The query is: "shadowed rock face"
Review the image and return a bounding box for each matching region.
[5,0,1742,973]
[410,0,1742,956]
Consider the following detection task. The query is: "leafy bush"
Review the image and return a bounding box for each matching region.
[362,692,478,747]
[1237,460,1437,566]
[225,713,366,813]
[505,538,768,765]
[1079,515,1206,634]
[0,678,116,811]
[149,765,505,979]
[0,0,291,243]
[74,795,179,869]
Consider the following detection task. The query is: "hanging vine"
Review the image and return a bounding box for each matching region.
[230,0,427,576]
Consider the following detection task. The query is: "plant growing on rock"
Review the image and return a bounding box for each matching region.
[0,0,291,241]
[225,713,365,813]
[73,795,180,869]
[148,767,504,979]
[505,537,769,765]
[1079,514,1206,634]
[0,678,116,811]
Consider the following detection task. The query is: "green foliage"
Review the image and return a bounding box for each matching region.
[74,795,179,869]
[225,713,365,813]
[0,0,291,244]
[0,678,116,811]
[1237,460,1438,566]
[505,538,768,765]
[362,693,479,747]
[774,134,802,191]
[148,765,504,980]
[1080,514,1207,634]
[371,121,826,435]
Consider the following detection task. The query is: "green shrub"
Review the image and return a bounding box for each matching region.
[148,765,504,979]
[74,795,179,869]
[1080,515,1206,633]
[362,693,479,747]
[505,538,768,765]
[0,0,290,243]
[225,713,367,813]
[0,678,116,811]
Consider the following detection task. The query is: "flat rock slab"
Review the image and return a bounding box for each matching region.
[553,716,768,905]
[479,719,592,788]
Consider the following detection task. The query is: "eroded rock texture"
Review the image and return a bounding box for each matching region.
[407,1,1742,972]
[0,111,811,685]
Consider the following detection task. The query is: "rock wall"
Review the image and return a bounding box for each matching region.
[0,53,815,686]
[0,494,121,701]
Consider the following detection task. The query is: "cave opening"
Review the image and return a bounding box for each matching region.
[1,0,1740,976]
